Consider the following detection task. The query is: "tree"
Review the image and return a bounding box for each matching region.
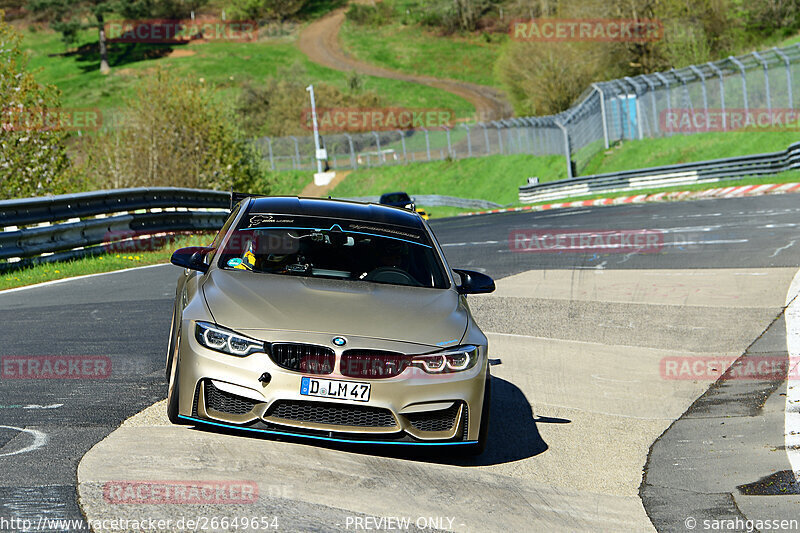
[0,12,77,198]
[228,0,307,21]
[85,69,262,192]
[27,0,209,74]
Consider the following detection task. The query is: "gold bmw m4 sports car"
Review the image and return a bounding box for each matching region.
[166,196,495,454]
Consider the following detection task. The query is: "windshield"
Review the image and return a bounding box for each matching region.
[217,213,449,289]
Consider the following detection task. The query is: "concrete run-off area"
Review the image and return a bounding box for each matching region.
[77,267,796,532]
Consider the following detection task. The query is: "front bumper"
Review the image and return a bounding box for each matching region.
[175,324,488,445]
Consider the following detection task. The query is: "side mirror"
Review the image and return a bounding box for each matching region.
[171,246,212,273]
[453,269,495,295]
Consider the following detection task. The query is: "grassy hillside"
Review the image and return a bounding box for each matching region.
[339,21,505,88]
[19,26,473,116]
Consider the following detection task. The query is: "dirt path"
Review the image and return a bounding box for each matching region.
[297,7,513,122]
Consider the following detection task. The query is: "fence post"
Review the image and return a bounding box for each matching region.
[654,72,672,136]
[729,56,749,112]
[689,65,709,116]
[592,83,610,149]
[344,133,356,169]
[624,77,644,140]
[396,130,407,161]
[480,123,491,154]
[289,136,300,170]
[264,137,275,170]
[422,128,431,160]
[462,124,472,157]
[641,76,659,136]
[707,62,726,130]
[371,132,383,163]
[773,47,793,108]
[752,51,771,112]
[445,126,453,157]
[491,121,504,154]
[554,120,572,179]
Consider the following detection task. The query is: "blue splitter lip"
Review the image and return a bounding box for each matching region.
[178,415,477,446]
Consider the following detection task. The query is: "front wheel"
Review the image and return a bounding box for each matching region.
[166,329,188,425]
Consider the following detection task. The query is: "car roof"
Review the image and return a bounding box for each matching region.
[247,196,424,229]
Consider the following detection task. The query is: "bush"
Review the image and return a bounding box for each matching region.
[236,64,383,137]
[84,69,263,192]
[0,12,79,199]
[345,3,395,26]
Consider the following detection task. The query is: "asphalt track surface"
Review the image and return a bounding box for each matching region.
[1,194,799,532]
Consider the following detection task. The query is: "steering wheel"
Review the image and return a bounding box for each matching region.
[363,267,420,286]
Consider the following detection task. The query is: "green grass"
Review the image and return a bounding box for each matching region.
[0,233,213,291]
[580,131,800,176]
[330,154,566,206]
[339,19,505,89]
[20,26,473,116]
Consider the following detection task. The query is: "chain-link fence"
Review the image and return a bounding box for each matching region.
[255,43,800,177]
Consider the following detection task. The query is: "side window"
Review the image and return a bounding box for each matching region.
[206,201,245,264]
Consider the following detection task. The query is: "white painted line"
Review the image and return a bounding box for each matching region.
[0,263,171,296]
[0,425,48,457]
[784,267,800,480]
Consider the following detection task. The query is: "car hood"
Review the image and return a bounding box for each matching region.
[202,269,467,348]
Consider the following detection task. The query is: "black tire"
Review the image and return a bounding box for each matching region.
[460,374,491,457]
[166,329,187,425]
[165,306,177,380]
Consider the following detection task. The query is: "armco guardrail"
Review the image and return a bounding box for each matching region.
[0,188,230,271]
[519,141,800,204]
[342,195,503,210]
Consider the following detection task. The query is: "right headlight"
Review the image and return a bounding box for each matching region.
[195,322,264,357]
[410,345,479,373]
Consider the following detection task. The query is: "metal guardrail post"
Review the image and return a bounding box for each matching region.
[728,56,749,112]
[773,47,793,108]
[592,84,610,149]
[554,120,572,180]
[752,51,771,112]
[462,124,473,158]
[707,62,727,130]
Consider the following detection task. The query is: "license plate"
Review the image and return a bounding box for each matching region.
[300,377,371,402]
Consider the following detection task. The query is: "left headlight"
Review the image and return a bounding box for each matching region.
[410,345,479,373]
[195,322,264,357]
